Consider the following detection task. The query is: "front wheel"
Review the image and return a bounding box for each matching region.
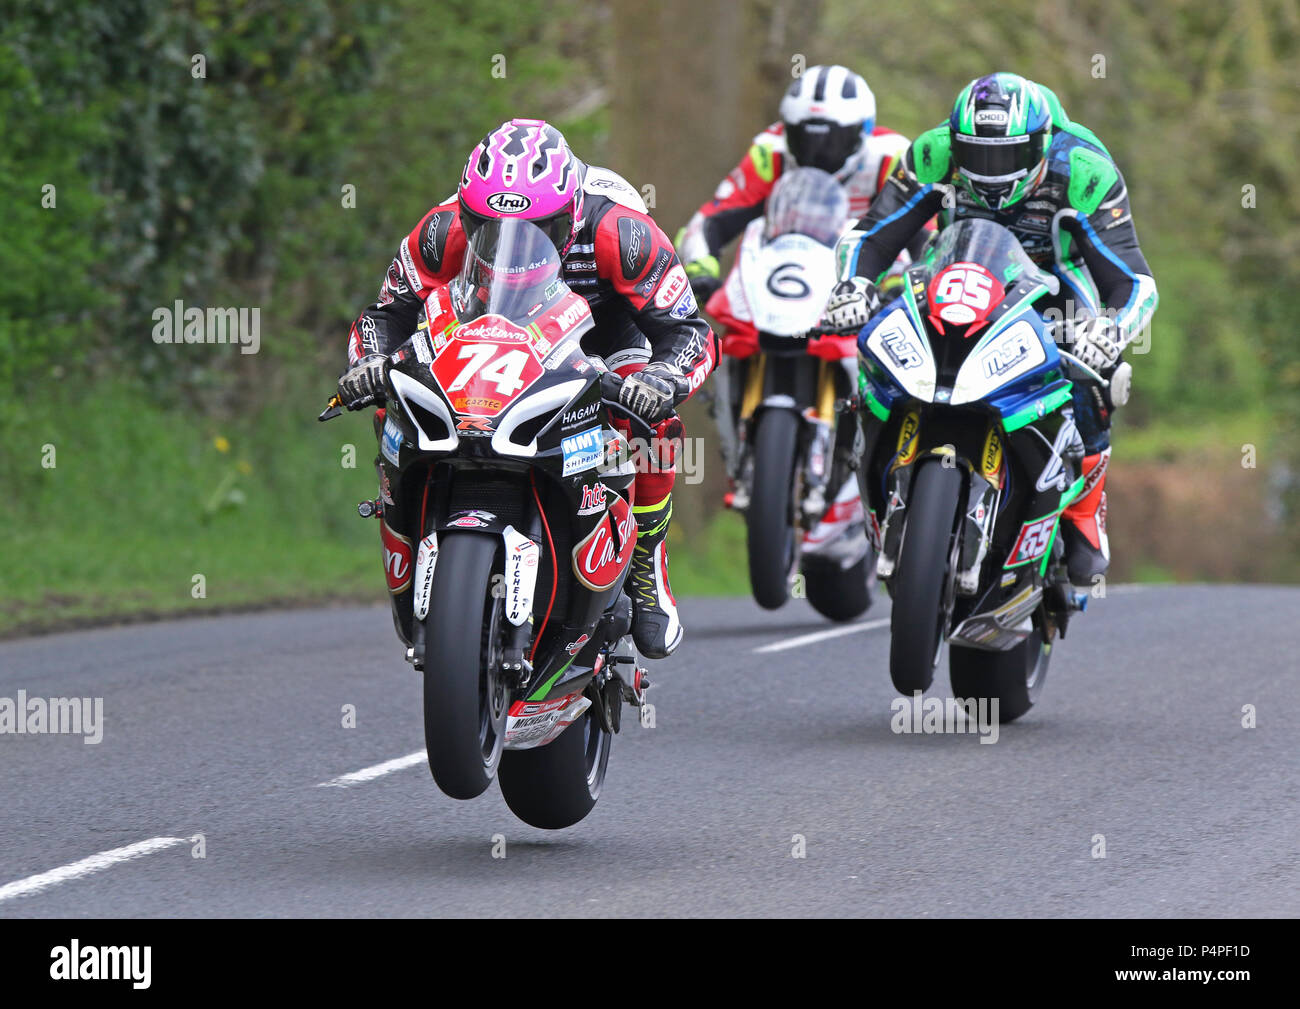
[889,461,963,694]
[423,533,509,800]
[498,709,612,829]
[949,623,1052,723]
[747,409,800,609]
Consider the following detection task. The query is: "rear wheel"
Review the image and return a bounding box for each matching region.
[949,621,1052,723]
[423,533,508,800]
[747,409,800,609]
[803,554,873,622]
[498,708,612,829]
[889,461,962,694]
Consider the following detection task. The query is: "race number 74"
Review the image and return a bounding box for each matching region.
[445,345,530,396]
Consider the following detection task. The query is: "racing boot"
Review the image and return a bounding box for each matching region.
[1059,449,1110,587]
[627,496,683,659]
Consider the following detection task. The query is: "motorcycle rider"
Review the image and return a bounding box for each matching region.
[338,119,717,659]
[825,72,1158,586]
[676,63,924,305]
[677,65,925,584]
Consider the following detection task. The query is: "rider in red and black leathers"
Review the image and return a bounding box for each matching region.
[342,139,717,659]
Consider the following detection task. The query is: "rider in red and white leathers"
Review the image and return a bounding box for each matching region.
[674,67,930,595]
[676,64,929,312]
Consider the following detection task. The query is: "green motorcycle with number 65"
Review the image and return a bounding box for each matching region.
[856,218,1107,722]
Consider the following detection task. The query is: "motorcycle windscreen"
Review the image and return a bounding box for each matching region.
[449,218,568,325]
[915,218,1060,384]
[762,167,848,246]
[432,219,584,417]
[921,218,1058,308]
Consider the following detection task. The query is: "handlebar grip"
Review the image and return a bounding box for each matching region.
[597,370,656,439]
[599,370,623,398]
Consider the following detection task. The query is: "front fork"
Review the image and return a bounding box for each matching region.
[732,354,842,521]
[873,415,1000,594]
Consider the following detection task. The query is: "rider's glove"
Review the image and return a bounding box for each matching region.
[1071,316,1123,372]
[823,277,881,333]
[684,256,722,303]
[338,354,386,410]
[619,362,687,425]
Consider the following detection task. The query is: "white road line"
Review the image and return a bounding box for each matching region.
[752,618,890,654]
[0,836,187,904]
[316,750,427,788]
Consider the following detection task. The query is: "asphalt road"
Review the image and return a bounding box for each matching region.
[0,585,1295,918]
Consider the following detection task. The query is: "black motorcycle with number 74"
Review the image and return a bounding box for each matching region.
[320,219,655,829]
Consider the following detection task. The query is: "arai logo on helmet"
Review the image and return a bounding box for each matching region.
[486,192,533,214]
[973,109,1010,128]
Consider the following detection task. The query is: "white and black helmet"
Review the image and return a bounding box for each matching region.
[779,64,875,176]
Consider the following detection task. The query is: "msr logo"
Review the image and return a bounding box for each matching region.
[50,941,151,989]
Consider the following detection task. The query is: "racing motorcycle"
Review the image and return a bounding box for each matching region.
[855,218,1112,721]
[320,219,651,829]
[705,167,873,620]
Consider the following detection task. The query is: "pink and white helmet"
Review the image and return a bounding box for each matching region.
[458,119,585,256]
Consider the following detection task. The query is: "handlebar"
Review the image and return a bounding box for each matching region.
[318,367,657,437]
[1057,350,1110,388]
[805,323,859,340]
[599,370,655,439]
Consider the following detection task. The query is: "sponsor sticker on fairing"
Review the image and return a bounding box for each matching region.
[413,533,438,620]
[562,426,603,476]
[554,298,591,334]
[412,329,434,365]
[381,417,402,464]
[544,343,578,371]
[502,526,540,626]
[561,401,600,429]
[504,692,592,749]
[380,521,413,594]
[577,482,607,516]
[571,493,636,590]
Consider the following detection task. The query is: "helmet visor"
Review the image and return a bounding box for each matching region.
[785,120,863,174]
[460,203,574,256]
[951,132,1043,184]
[450,217,563,323]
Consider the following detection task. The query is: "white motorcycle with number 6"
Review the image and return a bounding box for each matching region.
[707,167,875,621]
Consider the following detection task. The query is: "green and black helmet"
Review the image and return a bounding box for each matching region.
[949,72,1053,210]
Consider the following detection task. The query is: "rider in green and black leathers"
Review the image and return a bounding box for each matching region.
[824,72,1158,586]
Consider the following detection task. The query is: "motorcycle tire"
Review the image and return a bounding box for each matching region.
[498,708,612,830]
[747,409,800,610]
[423,532,508,800]
[889,461,962,694]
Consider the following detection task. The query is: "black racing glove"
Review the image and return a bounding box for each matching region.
[338,354,386,410]
[618,362,687,425]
